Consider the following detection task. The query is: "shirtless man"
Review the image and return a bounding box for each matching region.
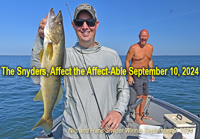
[125,29,155,125]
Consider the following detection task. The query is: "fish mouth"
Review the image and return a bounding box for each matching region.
[45,9,64,44]
[54,10,62,20]
[45,8,55,29]
[48,8,55,21]
[48,9,63,25]
[46,9,63,26]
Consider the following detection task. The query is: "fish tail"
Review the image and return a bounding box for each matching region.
[32,115,53,134]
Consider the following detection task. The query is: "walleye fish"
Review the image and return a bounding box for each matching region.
[32,8,65,134]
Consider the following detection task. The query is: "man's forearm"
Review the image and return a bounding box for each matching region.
[112,88,130,117]
[148,59,154,76]
[112,76,130,117]
[31,34,44,85]
[125,61,131,77]
[148,59,153,69]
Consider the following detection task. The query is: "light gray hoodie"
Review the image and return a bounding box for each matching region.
[31,35,130,139]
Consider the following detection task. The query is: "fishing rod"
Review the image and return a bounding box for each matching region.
[65,0,79,41]
[144,77,158,117]
[80,49,110,139]
[64,0,72,22]
[64,1,109,139]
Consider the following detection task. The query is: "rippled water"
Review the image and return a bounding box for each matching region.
[0,55,200,139]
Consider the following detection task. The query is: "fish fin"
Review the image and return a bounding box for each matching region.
[32,115,53,134]
[34,90,43,102]
[46,43,53,61]
[38,47,44,63]
[54,85,63,107]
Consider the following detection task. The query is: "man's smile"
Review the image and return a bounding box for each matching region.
[81,30,91,36]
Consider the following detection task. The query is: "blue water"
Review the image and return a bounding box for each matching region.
[0,55,200,139]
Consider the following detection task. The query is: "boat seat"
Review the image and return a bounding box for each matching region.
[125,86,143,126]
[164,132,185,139]
[171,132,183,139]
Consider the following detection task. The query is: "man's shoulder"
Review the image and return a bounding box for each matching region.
[146,43,153,49]
[129,43,139,51]
[101,46,119,58]
[130,43,139,48]
[65,47,74,53]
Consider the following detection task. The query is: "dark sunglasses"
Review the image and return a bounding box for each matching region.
[73,19,96,27]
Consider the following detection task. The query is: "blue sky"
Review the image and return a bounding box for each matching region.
[0,0,200,55]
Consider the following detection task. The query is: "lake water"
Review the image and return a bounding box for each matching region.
[0,55,200,139]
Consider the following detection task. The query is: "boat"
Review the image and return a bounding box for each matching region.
[35,88,200,139]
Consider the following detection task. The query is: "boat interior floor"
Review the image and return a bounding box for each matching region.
[120,114,163,139]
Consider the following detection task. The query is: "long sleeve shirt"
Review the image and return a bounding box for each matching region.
[31,35,130,139]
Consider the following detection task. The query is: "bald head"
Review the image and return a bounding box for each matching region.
[139,29,149,36]
[139,29,149,46]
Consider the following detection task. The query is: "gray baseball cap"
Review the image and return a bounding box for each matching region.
[73,3,97,20]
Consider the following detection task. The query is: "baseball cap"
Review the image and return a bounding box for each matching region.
[73,3,97,20]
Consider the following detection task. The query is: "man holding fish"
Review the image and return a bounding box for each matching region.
[31,3,130,139]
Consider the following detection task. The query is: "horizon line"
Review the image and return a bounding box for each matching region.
[0,55,200,56]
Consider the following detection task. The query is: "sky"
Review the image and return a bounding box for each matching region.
[0,0,200,56]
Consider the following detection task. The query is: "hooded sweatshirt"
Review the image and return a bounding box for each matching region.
[31,35,130,139]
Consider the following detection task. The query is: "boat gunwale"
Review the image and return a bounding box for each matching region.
[151,97,200,122]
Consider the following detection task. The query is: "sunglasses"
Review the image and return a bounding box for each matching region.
[73,19,96,27]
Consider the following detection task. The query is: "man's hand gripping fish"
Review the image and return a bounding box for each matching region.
[32,8,65,134]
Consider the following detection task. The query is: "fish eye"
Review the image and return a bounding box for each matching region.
[52,17,56,22]
[58,20,62,25]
